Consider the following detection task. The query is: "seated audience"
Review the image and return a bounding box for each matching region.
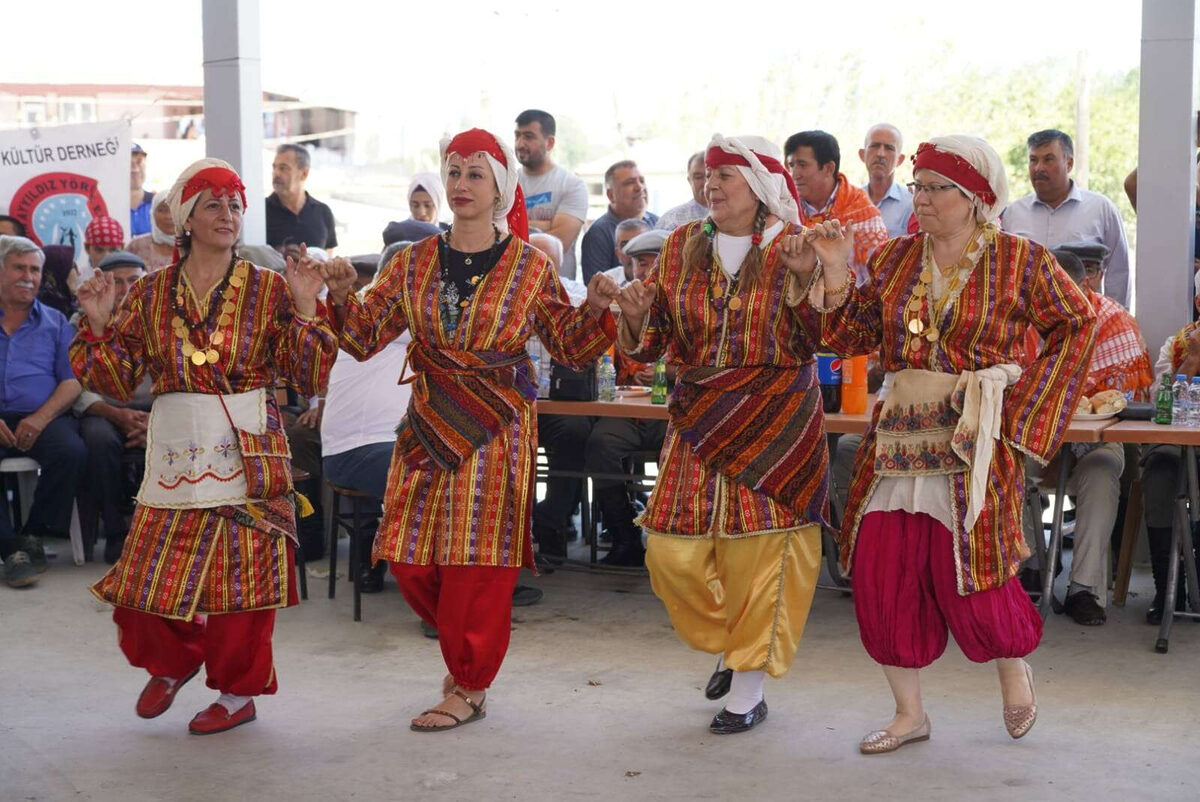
[656,151,708,231]
[1026,249,1152,625]
[0,216,27,237]
[1142,270,1200,624]
[75,252,152,563]
[0,236,86,588]
[84,216,125,275]
[407,171,448,229]
[317,253,407,590]
[601,218,651,287]
[382,219,442,249]
[580,160,658,282]
[37,245,78,319]
[125,191,175,272]
[583,229,669,566]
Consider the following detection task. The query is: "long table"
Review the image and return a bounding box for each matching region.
[537,394,874,434]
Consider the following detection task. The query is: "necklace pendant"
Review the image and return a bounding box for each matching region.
[711,284,724,299]
[464,256,473,265]
[190,349,207,366]
[925,327,940,342]
[181,342,196,357]
[908,318,926,335]
[459,300,470,309]
[212,331,226,346]
[205,349,220,364]
[728,297,743,311]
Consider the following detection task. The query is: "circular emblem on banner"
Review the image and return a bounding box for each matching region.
[9,172,109,261]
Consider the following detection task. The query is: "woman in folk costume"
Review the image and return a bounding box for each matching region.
[795,136,1096,753]
[71,158,340,735]
[614,134,832,735]
[327,128,620,732]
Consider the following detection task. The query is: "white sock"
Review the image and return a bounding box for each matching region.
[217,693,251,714]
[724,670,765,715]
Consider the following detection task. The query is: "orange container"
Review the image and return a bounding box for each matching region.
[841,354,868,414]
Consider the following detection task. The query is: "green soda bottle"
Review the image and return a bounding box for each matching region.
[651,358,668,404]
[1155,372,1174,425]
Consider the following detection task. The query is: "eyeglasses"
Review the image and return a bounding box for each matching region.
[907,181,959,196]
[1083,264,1104,276]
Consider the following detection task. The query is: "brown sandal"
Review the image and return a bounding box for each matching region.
[410,688,487,733]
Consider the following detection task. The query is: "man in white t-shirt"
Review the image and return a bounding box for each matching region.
[515,109,589,280]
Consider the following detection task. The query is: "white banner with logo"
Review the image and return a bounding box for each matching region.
[0,120,132,273]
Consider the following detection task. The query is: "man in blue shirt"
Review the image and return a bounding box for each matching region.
[859,123,914,238]
[580,160,658,282]
[129,144,155,238]
[0,236,86,588]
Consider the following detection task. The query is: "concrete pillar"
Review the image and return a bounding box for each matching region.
[1135,0,1197,356]
[201,0,265,245]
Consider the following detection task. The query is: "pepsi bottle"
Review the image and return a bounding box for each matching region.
[816,353,841,413]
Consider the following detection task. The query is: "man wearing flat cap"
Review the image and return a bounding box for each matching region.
[75,251,151,563]
[1056,241,1111,296]
[585,226,670,566]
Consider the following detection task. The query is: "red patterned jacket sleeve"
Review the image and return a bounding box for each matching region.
[1001,248,1097,463]
[69,282,148,402]
[336,248,411,361]
[791,276,885,358]
[264,271,338,397]
[531,258,615,368]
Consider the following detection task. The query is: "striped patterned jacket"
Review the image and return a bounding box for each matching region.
[336,234,614,569]
[800,232,1096,594]
[70,261,337,618]
[620,219,829,539]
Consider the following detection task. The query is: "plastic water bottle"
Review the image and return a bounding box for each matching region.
[651,358,668,405]
[1172,374,1189,425]
[1189,378,1200,427]
[530,354,550,399]
[598,354,617,402]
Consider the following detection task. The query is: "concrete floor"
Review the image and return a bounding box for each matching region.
[2,543,1197,802]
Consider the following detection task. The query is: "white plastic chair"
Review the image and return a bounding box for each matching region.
[0,457,84,566]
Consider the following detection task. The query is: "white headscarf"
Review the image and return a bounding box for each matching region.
[706,134,800,226]
[439,130,523,236]
[149,189,173,246]
[914,135,1009,225]
[166,157,245,237]
[408,171,445,223]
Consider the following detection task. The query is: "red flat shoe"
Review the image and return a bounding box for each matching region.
[188,700,257,735]
[136,667,200,719]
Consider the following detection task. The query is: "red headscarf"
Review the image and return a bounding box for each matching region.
[443,128,529,241]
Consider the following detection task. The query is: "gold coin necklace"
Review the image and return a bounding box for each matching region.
[171,254,244,367]
[708,233,746,313]
[905,227,984,351]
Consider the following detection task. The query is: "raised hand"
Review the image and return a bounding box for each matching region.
[284,243,324,317]
[76,271,118,336]
[319,257,358,307]
[586,272,621,316]
[804,221,855,294]
[615,279,656,333]
[779,233,817,277]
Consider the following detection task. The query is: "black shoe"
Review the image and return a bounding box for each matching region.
[600,543,645,567]
[709,699,768,735]
[20,535,47,573]
[103,532,126,565]
[420,620,439,639]
[1019,568,1041,595]
[1146,586,1188,625]
[3,551,39,588]
[705,666,733,700]
[512,584,543,607]
[358,563,385,594]
[1063,591,1106,626]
